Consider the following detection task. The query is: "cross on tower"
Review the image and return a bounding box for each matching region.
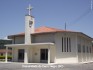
[27,4,33,15]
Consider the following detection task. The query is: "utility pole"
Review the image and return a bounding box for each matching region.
[91,0,93,10]
[65,22,67,31]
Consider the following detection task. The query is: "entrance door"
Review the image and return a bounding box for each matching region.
[40,49,48,63]
[18,49,24,62]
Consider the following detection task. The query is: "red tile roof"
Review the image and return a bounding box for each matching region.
[9,26,75,37]
[35,26,65,33]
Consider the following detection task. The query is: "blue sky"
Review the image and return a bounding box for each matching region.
[0,0,93,38]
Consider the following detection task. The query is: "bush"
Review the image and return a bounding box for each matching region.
[0,56,5,59]
[8,56,12,59]
[0,55,12,59]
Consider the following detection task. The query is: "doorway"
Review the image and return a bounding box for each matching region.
[40,49,48,63]
[18,49,24,62]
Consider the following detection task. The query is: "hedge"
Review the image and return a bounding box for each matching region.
[0,56,12,59]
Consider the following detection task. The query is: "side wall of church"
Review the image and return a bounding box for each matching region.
[77,35,93,63]
[55,32,78,63]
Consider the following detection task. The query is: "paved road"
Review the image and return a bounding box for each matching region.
[0,62,93,70]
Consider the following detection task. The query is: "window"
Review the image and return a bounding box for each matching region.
[87,46,89,53]
[64,37,66,52]
[67,38,69,52]
[90,46,91,53]
[62,37,71,52]
[62,37,63,52]
[83,45,85,53]
[29,21,33,27]
[69,38,71,52]
[78,44,81,53]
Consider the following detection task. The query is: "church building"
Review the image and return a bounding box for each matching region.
[5,5,93,64]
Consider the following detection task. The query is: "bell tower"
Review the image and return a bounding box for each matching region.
[25,4,35,44]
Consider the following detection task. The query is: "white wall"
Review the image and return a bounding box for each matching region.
[10,32,93,63]
[11,32,79,63]
[12,46,31,62]
[55,32,78,63]
[10,36,24,44]
[11,34,54,44]
[14,36,24,44]
[33,34,55,43]
[12,45,55,63]
[77,35,93,63]
[12,47,18,62]
[29,45,55,63]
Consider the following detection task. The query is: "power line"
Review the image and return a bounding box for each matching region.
[72,9,91,24]
[67,0,93,27]
[64,0,93,30]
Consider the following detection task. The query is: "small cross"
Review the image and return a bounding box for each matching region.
[27,4,33,15]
